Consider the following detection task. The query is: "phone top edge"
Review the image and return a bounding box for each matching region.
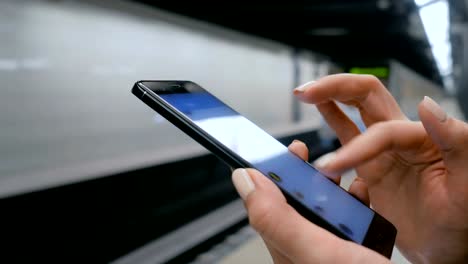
[136,80,195,87]
[132,83,146,98]
[133,81,252,169]
[137,80,193,82]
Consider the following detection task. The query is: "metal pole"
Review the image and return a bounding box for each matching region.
[292,48,301,122]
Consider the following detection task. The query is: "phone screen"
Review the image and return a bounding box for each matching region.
[152,84,374,243]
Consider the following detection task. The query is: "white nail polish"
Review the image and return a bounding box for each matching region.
[423,96,447,122]
[294,81,315,93]
[313,152,336,168]
[232,169,255,200]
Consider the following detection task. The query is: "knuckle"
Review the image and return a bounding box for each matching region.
[368,121,390,133]
[361,74,383,90]
[370,119,402,131]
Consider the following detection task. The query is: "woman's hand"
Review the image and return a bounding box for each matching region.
[292,74,468,263]
[231,165,390,263]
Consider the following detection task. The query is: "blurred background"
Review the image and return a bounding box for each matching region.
[0,0,466,263]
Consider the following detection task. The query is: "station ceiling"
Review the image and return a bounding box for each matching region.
[136,0,443,85]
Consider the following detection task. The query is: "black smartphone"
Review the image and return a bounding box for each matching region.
[132,80,397,258]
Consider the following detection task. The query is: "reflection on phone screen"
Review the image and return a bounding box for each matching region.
[159,91,374,243]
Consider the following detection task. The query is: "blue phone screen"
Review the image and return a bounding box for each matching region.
[159,91,374,243]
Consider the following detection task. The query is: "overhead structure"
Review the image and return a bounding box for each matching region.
[138,0,444,85]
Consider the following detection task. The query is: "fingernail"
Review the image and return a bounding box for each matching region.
[423,96,447,122]
[293,81,315,94]
[232,169,255,200]
[313,152,336,169]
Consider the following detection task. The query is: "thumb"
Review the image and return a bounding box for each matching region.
[231,168,341,262]
[231,168,385,263]
[418,96,468,155]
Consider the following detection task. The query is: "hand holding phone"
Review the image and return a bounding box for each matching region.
[132,80,397,258]
[235,167,394,263]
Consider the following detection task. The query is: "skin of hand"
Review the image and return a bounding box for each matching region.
[290,74,468,263]
[231,74,468,263]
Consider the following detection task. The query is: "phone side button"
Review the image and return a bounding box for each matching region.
[141,91,147,99]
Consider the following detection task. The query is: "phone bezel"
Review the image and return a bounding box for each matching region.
[132,80,397,258]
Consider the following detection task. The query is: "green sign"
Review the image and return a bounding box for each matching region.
[349,67,389,78]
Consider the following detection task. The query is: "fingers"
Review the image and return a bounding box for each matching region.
[231,168,345,262]
[287,140,309,161]
[314,152,341,184]
[316,101,361,144]
[315,152,368,203]
[348,177,370,206]
[418,97,468,190]
[287,141,368,205]
[294,74,406,125]
[321,121,427,177]
[418,96,468,155]
[289,141,341,184]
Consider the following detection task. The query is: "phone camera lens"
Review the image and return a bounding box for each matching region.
[268,172,282,182]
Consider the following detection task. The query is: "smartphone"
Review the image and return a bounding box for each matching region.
[132,80,397,258]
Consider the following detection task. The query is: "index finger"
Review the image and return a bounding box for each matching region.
[294,74,406,125]
[322,121,427,178]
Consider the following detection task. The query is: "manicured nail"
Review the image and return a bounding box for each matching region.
[232,169,255,200]
[423,96,447,122]
[313,152,336,169]
[293,81,315,93]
